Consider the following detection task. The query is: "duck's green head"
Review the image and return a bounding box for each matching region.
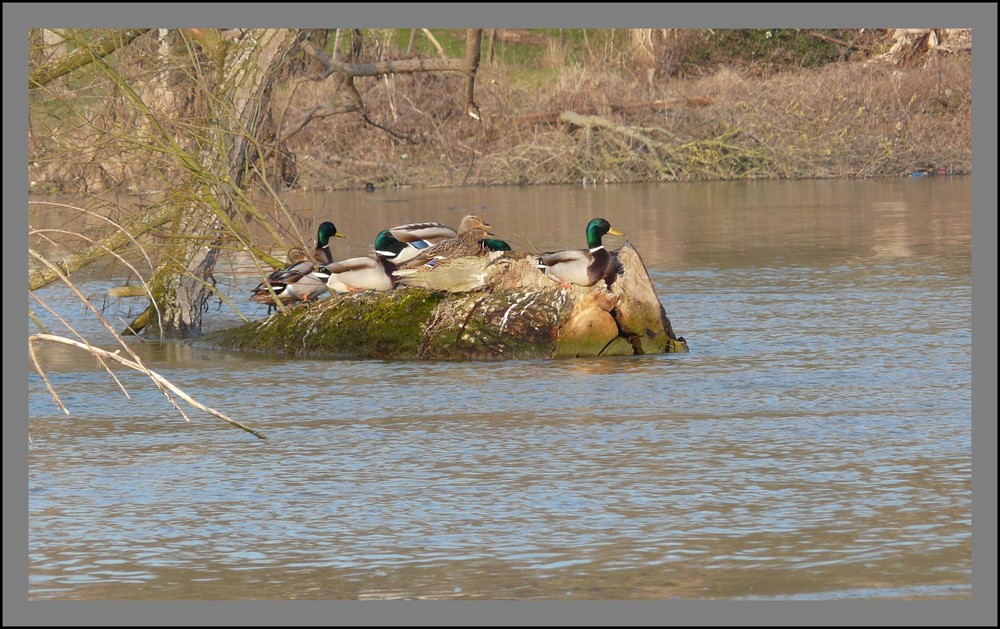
[480,237,512,252]
[317,221,346,247]
[586,218,624,248]
[374,229,409,259]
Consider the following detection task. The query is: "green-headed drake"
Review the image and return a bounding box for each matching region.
[479,237,512,252]
[537,218,624,288]
[250,222,345,310]
[250,247,328,310]
[323,230,410,294]
[313,220,346,265]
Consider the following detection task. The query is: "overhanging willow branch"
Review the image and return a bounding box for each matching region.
[30,333,266,439]
[28,203,178,292]
[29,28,151,89]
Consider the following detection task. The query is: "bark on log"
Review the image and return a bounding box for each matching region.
[199,243,689,360]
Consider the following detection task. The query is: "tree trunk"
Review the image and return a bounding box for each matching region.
[630,28,657,67]
[29,26,488,340]
[198,244,689,360]
[144,28,306,338]
[488,29,497,64]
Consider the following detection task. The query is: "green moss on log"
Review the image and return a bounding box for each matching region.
[201,288,444,358]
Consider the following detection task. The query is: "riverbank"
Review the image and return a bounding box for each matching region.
[27,28,971,195]
[280,33,970,191]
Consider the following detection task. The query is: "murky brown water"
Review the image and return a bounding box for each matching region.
[28,177,971,600]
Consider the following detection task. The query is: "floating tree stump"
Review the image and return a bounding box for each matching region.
[199,242,688,360]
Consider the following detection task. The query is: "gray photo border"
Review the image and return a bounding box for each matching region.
[6,3,995,626]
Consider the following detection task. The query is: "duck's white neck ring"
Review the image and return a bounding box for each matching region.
[589,245,606,253]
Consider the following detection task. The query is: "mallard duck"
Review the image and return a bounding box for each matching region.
[537,218,624,288]
[479,237,512,252]
[396,214,501,270]
[249,222,345,311]
[323,230,410,294]
[394,249,510,293]
[314,220,346,265]
[388,220,460,263]
[250,247,329,311]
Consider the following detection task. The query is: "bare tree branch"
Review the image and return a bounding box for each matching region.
[488,29,498,65]
[297,29,484,142]
[360,111,417,144]
[28,202,177,292]
[331,28,343,60]
[406,29,419,56]
[278,104,361,144]
[809,30,874,53]
[31,333,266,439]
[28,338,69,416]
[422,29,448,59]
[558,111,670,151]
[300,39,470,79]
[29,290,134,398]
[29,28,151,89]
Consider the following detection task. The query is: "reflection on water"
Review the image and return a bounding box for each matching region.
[28,178,971,600]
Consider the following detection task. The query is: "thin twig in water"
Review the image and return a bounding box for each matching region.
[30,291,133,400]
[28,249,191,411]
[30,333,266,440]
[28,339,69,416]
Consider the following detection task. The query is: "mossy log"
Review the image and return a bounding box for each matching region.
[199,243,689,360]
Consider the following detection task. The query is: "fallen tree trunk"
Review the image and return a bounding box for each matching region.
[198,243,689,360]
[517,97,713,127]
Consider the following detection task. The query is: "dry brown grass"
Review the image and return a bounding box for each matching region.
[281,52,970,190]
[685,56,972,179]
